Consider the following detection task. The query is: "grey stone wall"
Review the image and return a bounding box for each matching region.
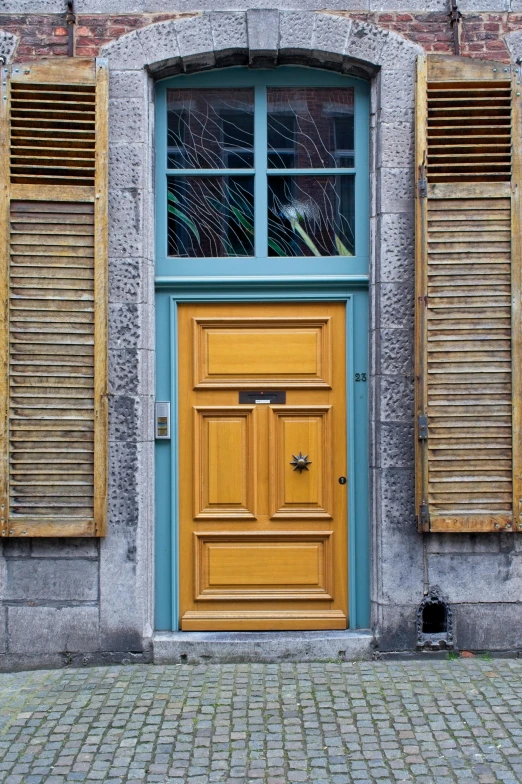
[1,0,516,15]
[0,31,16,61]
[0,10,521,668]
[0,27,156,671]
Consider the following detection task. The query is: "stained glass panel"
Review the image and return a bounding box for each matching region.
[267,87,355,169]
[167,88,254,169]
[267,175,355,257]
[167,176,254,257]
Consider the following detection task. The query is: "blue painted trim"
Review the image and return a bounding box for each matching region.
[154,279,370,631]
[155,84,168,264]
[352,289,370,628]
[155,65,369,279]
[154,66,371,631]
[155,275,369,291]
[346,296,357,628]
[353,81,370,261]
[156,65,369,88]
[154,293,172,630]
[156,258,370,278]
[169,298,180,631]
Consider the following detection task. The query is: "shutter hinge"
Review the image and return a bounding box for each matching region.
[419,503,430,530]
[418,414,428,440]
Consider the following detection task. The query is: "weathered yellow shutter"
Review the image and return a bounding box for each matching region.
[415,55,522,533]
[0,59,108,537]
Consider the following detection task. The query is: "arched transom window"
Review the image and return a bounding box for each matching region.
[156,68,369,276]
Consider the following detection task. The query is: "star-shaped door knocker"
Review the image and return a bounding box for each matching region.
[290,452,312,472]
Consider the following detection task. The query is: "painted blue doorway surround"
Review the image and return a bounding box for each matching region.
[154,66,371,631]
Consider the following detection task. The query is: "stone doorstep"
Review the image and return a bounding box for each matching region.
[153,629,374,664]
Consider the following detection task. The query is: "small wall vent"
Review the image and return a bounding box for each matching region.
[417,590,453,650]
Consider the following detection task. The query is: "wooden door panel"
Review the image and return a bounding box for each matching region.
[193,316,332,387]
[178,302,347,631]
[194,407,256,519]
[181,610,348,631]
[269,406,332,519]
[194,532,334,600]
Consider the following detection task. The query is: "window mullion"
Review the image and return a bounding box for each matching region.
[254,85,268,259]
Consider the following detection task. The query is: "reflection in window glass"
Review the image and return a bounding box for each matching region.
[167,176,254,257]
[167,88,254,169]
[267,175,355,257]
[267,87,355,169]
[267,114,296,169]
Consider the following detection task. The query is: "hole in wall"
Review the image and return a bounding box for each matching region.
[417,589,453,651]
[422,601,447,634]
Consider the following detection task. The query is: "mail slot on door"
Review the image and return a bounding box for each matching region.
[239,391,286,404]
[155,402,171,439]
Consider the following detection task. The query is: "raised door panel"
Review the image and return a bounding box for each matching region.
[194,407,256,519]
[269,406,332,519]
[193,317,332,387]
[194,532,333,600]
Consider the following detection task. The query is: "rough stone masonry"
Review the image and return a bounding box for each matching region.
[1,0,522,669]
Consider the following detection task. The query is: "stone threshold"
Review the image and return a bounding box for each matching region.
[153,630,374,664]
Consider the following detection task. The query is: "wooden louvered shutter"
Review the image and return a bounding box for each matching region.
[415,55,522,533]
[0,59,108,537]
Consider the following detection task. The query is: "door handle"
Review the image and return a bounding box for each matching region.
[290,452,312,472]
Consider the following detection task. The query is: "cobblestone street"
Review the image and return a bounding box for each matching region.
[1,659,522,783]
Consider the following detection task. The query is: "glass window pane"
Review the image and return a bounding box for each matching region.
[267,175,355,257]
[267,87,355,169]
[168,176,254,257]
[167,88,254,169]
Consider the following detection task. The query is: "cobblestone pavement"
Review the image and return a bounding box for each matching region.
[1,660,522,783]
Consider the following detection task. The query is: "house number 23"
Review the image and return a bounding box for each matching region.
[355,373,367,382]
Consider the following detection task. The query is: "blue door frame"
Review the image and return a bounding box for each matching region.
[154,66,371,631]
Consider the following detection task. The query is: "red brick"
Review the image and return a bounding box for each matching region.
[1,10,521,63]
[76,25,95,36]
[75,46,99,57]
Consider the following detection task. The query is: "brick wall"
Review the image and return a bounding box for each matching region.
[0,13,191,60]
[1,11,522,62]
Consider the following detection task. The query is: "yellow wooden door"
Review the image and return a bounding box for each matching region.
[178,302,348,630]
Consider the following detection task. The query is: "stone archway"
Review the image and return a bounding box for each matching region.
[99,12,422,650]
[101,11,420,76]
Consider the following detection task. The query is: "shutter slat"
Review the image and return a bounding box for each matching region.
[10,78,96,187]
[0,58,108,538]
[415,55,521,533]
[8,201,96,523]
